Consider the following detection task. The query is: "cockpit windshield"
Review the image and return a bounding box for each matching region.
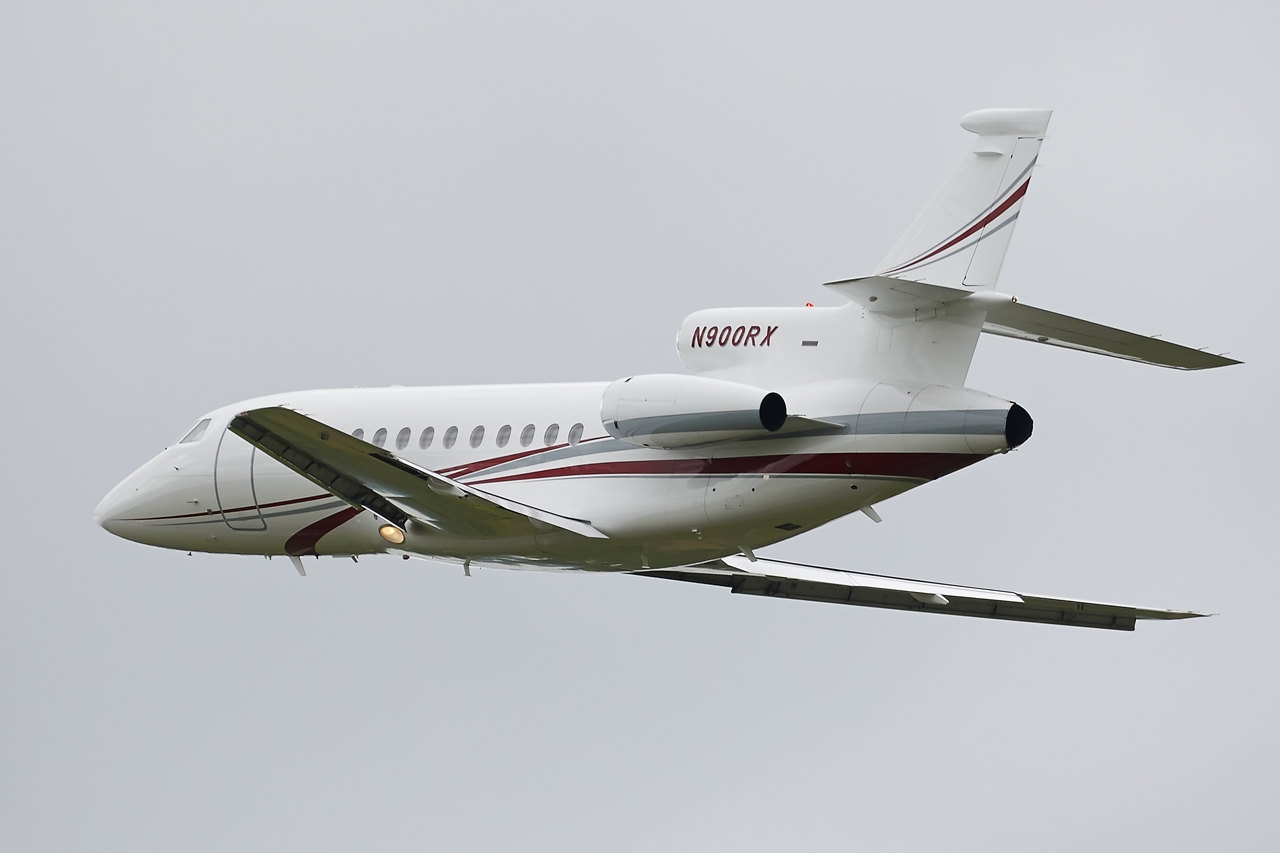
[179,418,212,444]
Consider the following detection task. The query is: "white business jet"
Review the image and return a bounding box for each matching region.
[96,109,1238,631]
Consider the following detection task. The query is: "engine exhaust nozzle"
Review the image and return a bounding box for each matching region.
[1005,403,1034,449]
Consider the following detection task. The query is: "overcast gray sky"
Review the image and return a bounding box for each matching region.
[3,1,1278,850]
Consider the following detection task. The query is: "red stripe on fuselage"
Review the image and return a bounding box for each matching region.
[285,506,363,556]
[127,492,333,522]
[438,442,571,478]
[438,436,611,479]
[469,452,981,485]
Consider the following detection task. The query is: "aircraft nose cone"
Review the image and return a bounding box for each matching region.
[94,472,145,537]
[94,451,222,550]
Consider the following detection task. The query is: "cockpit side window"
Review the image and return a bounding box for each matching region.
[179,419,211,444]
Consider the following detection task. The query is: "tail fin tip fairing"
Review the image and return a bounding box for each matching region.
[876,107,1052,291]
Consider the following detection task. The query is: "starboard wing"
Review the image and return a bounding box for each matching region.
[632,555,1207,631]
[229,407,607,539]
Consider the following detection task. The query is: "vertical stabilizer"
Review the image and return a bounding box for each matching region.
[875,108,1051,290]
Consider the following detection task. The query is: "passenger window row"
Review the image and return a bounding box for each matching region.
[352,422,585,451]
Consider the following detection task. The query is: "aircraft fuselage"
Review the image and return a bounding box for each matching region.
[96,380,1023,571]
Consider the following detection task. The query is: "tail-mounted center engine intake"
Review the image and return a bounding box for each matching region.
[601,374,787,448]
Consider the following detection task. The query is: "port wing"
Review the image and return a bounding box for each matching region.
[633,555,1207,631]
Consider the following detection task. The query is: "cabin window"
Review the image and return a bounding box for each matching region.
[395,427,411,450]
[568,423,584,446]
[373,428,388,447]
[352,428,364,440]
[544,423,560,446]
[419,427,434,449]
[470,426,485,448]
[179,419,211,444]
[520,424,535,447]
[443,426,458,449]
[496,424,512,448]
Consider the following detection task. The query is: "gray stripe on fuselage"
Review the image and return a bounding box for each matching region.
[855,409,1006,436]
[459,410,1006,480]
[747,409,1005,436]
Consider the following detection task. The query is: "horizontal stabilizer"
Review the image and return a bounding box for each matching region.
[982,301,1240,370]
[633,555,1207,631]
[827,276,1239,371]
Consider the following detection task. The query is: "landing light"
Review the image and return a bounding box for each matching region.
[379,525,406,544]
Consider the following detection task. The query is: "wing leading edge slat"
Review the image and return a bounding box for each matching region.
[632,556,1206,631]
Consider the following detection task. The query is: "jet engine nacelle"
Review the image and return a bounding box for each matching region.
[600,374,786,448]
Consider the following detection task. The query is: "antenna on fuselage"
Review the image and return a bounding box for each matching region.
[289,555,307,576]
